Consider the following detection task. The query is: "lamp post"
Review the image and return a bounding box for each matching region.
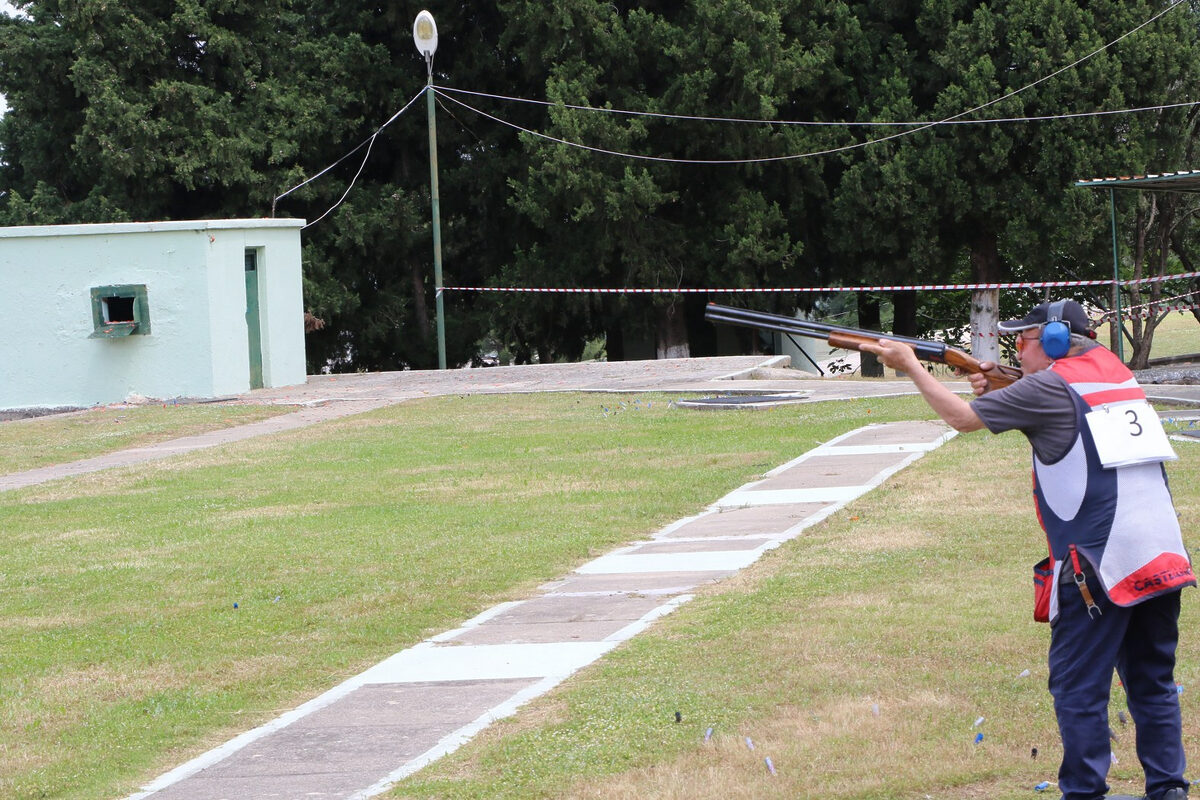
[413,10,446,369]
[1108,187,1125,361]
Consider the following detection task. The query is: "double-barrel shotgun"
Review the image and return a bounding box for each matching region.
[705,302,1023,390]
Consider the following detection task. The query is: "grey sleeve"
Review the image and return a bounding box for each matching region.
[970,372,1079,463]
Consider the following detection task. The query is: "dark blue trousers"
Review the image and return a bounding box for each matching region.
[1049,575,1186,800]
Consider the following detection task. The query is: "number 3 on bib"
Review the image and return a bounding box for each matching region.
[1084,400,1178,468]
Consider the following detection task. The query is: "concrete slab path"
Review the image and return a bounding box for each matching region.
[127,419,957,800]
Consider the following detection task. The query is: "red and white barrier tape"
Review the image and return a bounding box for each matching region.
[1106,302,1200,319]
[1133,270,1200,286]
[442,281,1108,294]
[442,270,1200,296]
[1114,290,1198,311]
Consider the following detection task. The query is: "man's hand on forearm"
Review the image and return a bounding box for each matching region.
[859,339,922,373]
[859,340,985,432]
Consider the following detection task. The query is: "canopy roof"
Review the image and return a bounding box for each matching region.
[1075,170,1200,193]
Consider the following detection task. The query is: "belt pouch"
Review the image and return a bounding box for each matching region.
[1033,556,1054,623]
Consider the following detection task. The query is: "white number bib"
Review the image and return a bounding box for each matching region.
[1084,400,1178,468]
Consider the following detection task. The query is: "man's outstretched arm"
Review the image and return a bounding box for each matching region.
[858,339,986,433]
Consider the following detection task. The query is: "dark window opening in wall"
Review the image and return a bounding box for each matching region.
[103,296,135,323]
[90,284,151,338]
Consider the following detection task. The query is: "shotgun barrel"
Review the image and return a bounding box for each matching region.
[704,302,1022,389]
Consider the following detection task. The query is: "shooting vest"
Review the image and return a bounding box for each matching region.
[1033,347,1194,623]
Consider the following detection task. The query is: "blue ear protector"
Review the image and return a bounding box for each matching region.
[1041,300,1071,359]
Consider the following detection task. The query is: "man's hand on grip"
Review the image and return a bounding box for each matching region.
[969,363,994,396]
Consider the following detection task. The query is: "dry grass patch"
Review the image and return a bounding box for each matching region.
[36,661,187,706]
[807,591,888,611]
[12,470,167,502]
[0,612,92,631]
[835,513,937,552]
[209,502,354,523]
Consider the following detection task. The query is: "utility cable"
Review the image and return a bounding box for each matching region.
[273,89,424,225]
[436,84,1200,128]
[435,1,1187,165]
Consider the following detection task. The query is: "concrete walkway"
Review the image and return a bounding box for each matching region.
[127,418,957,800]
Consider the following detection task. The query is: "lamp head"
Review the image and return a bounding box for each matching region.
[413,10,438,58]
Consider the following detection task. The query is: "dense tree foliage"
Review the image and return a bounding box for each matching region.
[1,0,1197,370]
[827,0,1200,365]
[493,0,858,359]
[0,0,336,221]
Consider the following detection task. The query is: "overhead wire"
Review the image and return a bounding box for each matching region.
[273,88,424,226]
[277,1,1188,218]
[437,91,1200,166]
[435,84,1200,128]
[435,0,1189,165]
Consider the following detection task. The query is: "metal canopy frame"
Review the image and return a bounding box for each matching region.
[1073,170,1200,360]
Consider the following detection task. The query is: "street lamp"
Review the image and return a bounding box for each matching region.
[413,10,437,58]
[413,10,446,369]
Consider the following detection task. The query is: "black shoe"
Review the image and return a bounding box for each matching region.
[1124,789,1191,800]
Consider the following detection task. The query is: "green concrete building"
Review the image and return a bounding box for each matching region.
[0,218,307,410]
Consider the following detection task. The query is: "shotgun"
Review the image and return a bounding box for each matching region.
[704,302,1023,390]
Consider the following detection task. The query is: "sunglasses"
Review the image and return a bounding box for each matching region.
[1015,331,1041,352]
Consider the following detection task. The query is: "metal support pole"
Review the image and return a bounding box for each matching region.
[425,65,447,370]
[1109,188,1124,361]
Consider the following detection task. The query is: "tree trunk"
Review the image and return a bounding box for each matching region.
[602,295,626,361]
[1169,234,1200,326]
[605,322,625,361]
[656,300,690,359]
[1127,321,1156,369]
[409,260,431,350]
[888,291,919,378]
[968,229,1003,363]
[1109,282,1124,355]
[1123,199,1151,366]
[1126,200,1171,370]
[408,260,433,368]
[892,290,918,337]
[970,289,1000,363]
[857,294,883,377]
[684,294,718,357]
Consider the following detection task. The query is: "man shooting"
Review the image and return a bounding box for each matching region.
[860,299,1193,800]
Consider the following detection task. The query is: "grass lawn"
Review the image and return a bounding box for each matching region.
[0,390,927,799]
[0,388,1196,800]
[1094,307,1200,360]
[391,417,1200,800]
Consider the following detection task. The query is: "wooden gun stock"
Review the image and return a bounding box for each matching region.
[826,332,1021,390]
